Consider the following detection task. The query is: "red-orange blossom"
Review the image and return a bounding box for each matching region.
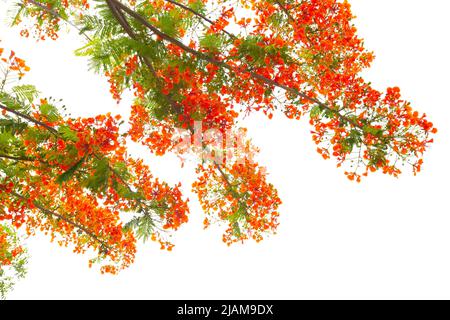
[0,0,436,297]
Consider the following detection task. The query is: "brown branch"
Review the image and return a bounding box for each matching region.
[274,0,295,22]
[215,162,234,191]
[109,0,362,129]
[10,191,114,252]
[106,0,185,117]
[103,2,236,206]
[105,1,363,202]
[0,103,58,134]
[22,0,92,41]
[22,0,360,130]
[214,163,247,209]
[164,0,236,39]
[23,0,64,20]
[0,154,50,165]
[0,154,34,162]
[105,0,136,38]
[104,1,258,215]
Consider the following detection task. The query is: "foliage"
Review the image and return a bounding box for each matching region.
[0,0,437,297]
[0,224,28,299]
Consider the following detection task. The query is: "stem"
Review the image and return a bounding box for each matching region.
[109,0,363,130]
[214,162,247,210]
[105,0,136,38]
[0,103,58,134]
[23,0,92,41]
[23,0,363,130]
[107,3,241,206]
[274,0,295,22]
[10,190,114,252]
[0,154,34,162]
[0,69,10,92]
[163,0,236,39]
[106,0,182,115]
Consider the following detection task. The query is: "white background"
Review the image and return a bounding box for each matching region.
[1,0,450,299]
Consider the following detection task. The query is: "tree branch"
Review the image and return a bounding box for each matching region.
[21,0,362,130]
[274,0,295,22]
[109,0,363,129]
[0,154,34,162]
[163,0,236,39]
[106,0,186,117]
[0,103,58,134]
[22,0,92,41]
[10,190,114,252]
[105,0,136,38]
[104,0,363,205]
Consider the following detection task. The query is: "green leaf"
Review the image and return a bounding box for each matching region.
[363,125,384,137]
[232,222,241,237]
[310,105,322,118]
[78,15,122,39]
[124,214,155,242]
[0,92,23,112]
[0,131,14,146]
[85,158,110,192]
[39,103,60,122]
[56,157,85,184]
[156,12,180,38]
[58,125,79,142]
[239,35,266,65]
[189,0,206,13]
[200,34,225,53]
[0,118,28,135]
[12,85,39,104]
